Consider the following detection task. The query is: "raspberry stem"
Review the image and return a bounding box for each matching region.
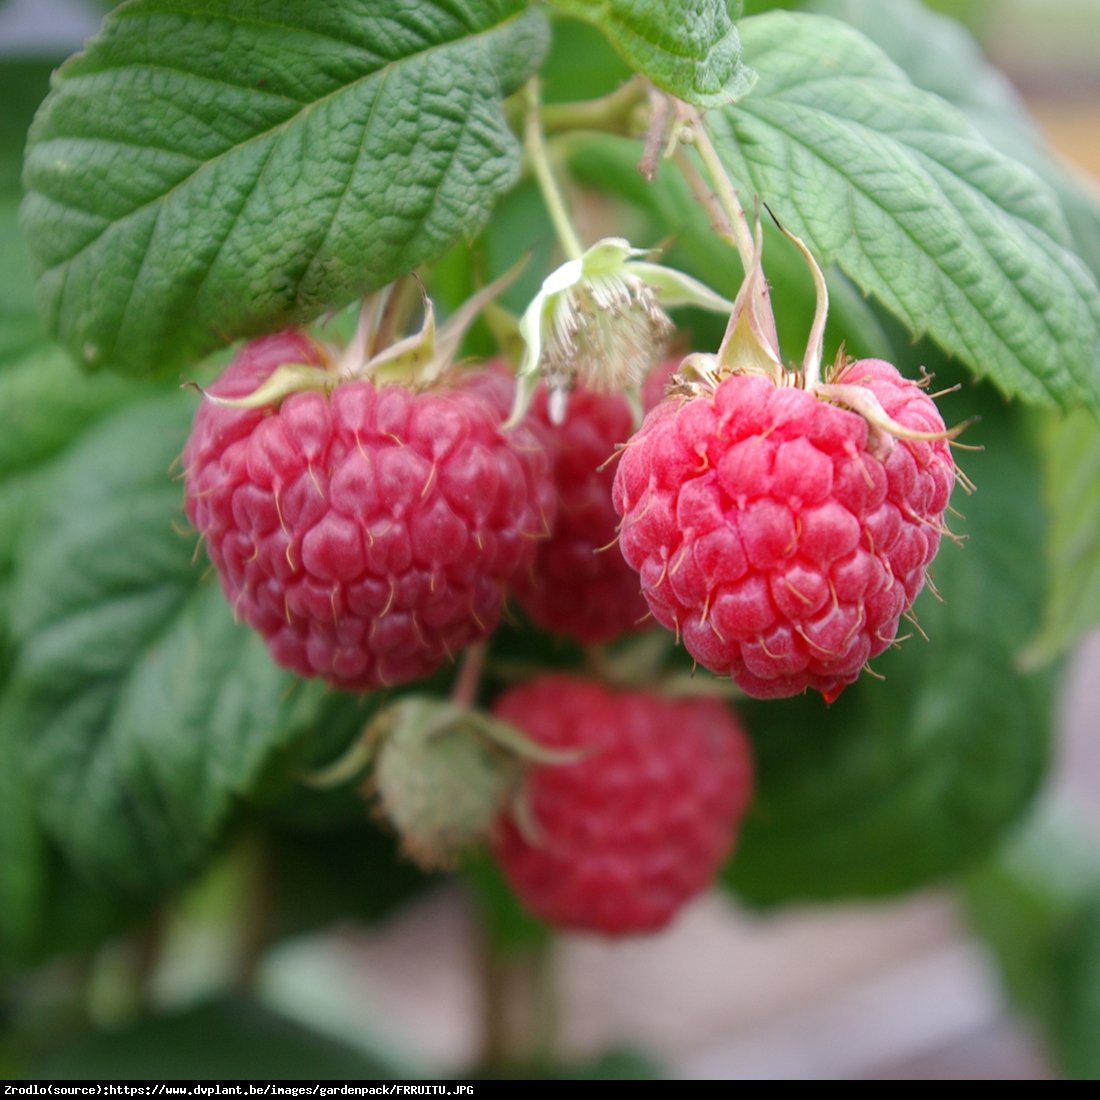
[524,79,585,262]
[451,641,487,708]
[676,105,756,273]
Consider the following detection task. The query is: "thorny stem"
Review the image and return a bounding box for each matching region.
[675,147,745,260]
[638,86,672,182]
[525,79,585,262]
[676,104,756,273]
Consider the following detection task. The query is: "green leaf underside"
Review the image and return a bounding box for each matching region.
[727,392,1053,902]
[1024,409,1100,666]
[550,0,753,106]
[716,12,1100,412]
[21,0,548,377]
[7,393,338,892]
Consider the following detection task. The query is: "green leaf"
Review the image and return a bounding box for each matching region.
[6,392,347,894]
[36,996,411,1080]
[805,0,1100,287]
[0,694,143,971]
[0,201,46,363]
[21,0,549,377]
[541,12,634,103]
[712,11,1100,412]
[1021,410,1100,666]
[725,385,1055,902]
[0,695,46,965]
[549,0,754,106]
[964,803,1100,1081]
[0,197,168,963]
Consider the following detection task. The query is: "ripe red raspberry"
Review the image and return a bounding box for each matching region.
[491,675,753,935]
[612,360,956,702]
[183,332,554,691]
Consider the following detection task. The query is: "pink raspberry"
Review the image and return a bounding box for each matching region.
[183,332,554,691]
[491,675,753,935]
[513,360,681,645]
[612,360,956,702]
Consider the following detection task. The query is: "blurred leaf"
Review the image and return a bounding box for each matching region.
[725,382,1055,901]
[0,197,148,580]
[714,11,1100,412]
[21,0,549,377]
[964,803,1100,1081]
[542,15,633,103]
[0,346,144,581]
[549,0,754,106]
[0,198,162,964]
[36,996,411,1080]
[0,694,46,964]
[0,202,47,363]
[539,1047,667,1079]
[6,392,355,895]
[269,821,432,939]
[0,696,142,971]
[1022,410,1100,667]
[0,59,57,202]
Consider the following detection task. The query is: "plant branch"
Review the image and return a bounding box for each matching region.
[676,105,755,272]
[524,80,584,261]
[451,641,487,708]
[537,75,647,137]
[675,147,746,267]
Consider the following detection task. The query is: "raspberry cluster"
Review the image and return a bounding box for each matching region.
[184,333,553,691]
[492,675,753,935]
[613,360,955,701]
